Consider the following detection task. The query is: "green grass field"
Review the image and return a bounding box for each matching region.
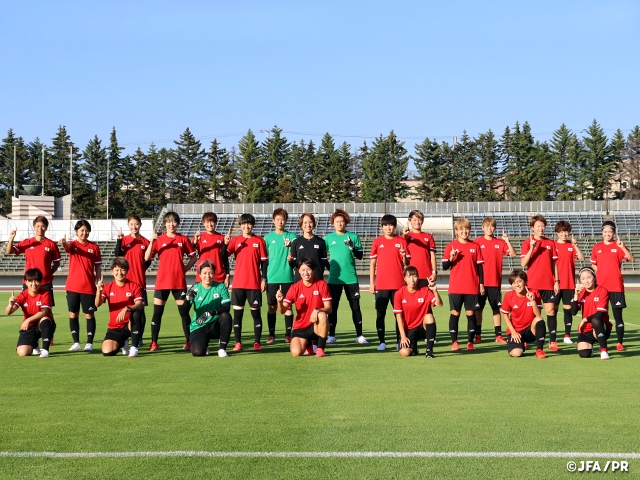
[1,290,639,479]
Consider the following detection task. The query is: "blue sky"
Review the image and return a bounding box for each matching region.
[2,0,639,156]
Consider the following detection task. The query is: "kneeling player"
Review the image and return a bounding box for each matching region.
[95,258,144,357]
[571,267,612,360]
[5,268,55,358]
[187,261,232,358]
[394,266,442,358]
[276,258,331,357]
[500,269,547,358]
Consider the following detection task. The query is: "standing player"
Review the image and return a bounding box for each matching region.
[324,209,367,345]
[288,213,328,282]
[276,258,331,357]
[520,215,559,351]
[186,260,232,358]
[394,266,442,358]
[192,212,229,287]
[369,214,409,351]
[500,269,547,359]
[95,257,144,357]
[571,267,612,360]
[144,211,197,352]
[225,213,268,352]
[442,218,484,352]
[590,221,635,351]
[553,221,584,345]
[5,268,56,358]
[114,214,150,347]
[60,219,102,352]
[264,209,297,344]
[403,210,437,285]
[474,217,516,344]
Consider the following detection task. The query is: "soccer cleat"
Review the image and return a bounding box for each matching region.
[218,349,228,358]
[32,347,41,356]
[232,342,243,352]
[395,343,400,351]
[138,339,144,347]
[523,342,528,351]
[326,336,337,344]
[600,349,610,360]
[563,335,573,344]
[548,342,560,351]
[68,342,81,352]
[284,335,291,343]
[121,340,130,356]
[495,335,506,344]
[535,349,547,359]
[466,342,475,351]
[356,335,369,344]
[377,342,387,351]
[315,347,325,357]
[425,350,435,359]
[313,344,317,353]
[616,343,625,351]
[303,345,314,356]
[128,346,138,358]
[39,349,49,358]
[474,334,482,344]
[266,336,276,345]
[149,341,159,352]
[83,343,93,352]
[206,348,210,356]
[451,341,460,352]
[253,342,262,351]
[183,342,191,351]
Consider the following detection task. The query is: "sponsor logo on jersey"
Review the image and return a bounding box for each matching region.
[513,304,519,308]
[162,243,167,247]
[475,303,480,307]
[271,240,276,244]
[616,301,621,306]
[198,297,203,301]
[481,245,485,248]
[331,241,336,245]
[497,302,502,306]
[253,300,259,304]
[203,240,208,244]
[379,244,385,248]
[354,292,360,297]
[299,246,304,249]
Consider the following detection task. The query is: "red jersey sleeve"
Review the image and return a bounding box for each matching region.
[442,242,453,262]
[369,238,379,259]
[500,292,513,314]
[520,239,530,258]
[392,288,405,314]
[319,280,332,301]
[95,243,103,264]
[502,241,510,256]
[259,238,268,261]
[283,282,297,305]
[401,238,411,258]
[476,243,484,264]
[132,283,144,302]
[594,290,609,312]
[183,236,196,257]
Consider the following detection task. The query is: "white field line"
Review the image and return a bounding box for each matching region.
[0,451,639,459]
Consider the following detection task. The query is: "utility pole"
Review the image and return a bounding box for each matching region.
[106,155,109,219]
[13,146,17,198]
[41,148,45,195]
[69,146,73,220]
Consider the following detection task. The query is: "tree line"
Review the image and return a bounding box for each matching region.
[1,121,639,219]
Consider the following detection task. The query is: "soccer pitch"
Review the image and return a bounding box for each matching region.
[1,291,639,479]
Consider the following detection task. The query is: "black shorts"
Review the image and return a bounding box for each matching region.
[404,325,427,355]
[16,320,57,347]
[231,288,262,308]
[478,287,502,310]
[329,283,361,304]
[189,321,221,343]
[104,328,131,348]
[266,283,292,306]
[609,292,626,309]
[66,291,97,314]
[554,289,575,306]
[507,326,537,352]
[23,282,56,306]
[539,289,557,304]
[141,289,149,307]
[375,290,396,310]
[577,325,612,345]
[448,293,481,312]
[154,289,187,302]
[292,325,317,343]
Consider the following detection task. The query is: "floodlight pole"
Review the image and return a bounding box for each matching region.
[106,155,109,219]
[13,146,17,198]
[41,148,45,195]
[69,146,73,220]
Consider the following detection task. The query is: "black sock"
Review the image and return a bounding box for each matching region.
[250,309,262,344]
[328,311,337,337]
[318,336,327,349]
[233,309,244,343]
[449,314,460,342]
[140,309,147,341]
[130,310,142,347]
[613,308,624,344]
[376,310,386,343]
[535,321,546,351]
[69,317,80,343]
[547,314,557,342]
[563,309,573,336]
[466,315,477,343]
[177,303,191,341]
[426,323,436,353]
[284,314,293,336]
[351,300,363,337]
[150,304,165,343]
[219,312,232,350]
[494,325,502,337]
[267,313,276,337]
[40,319,53,351]
[86,316,96,344]
[591,316,609,350]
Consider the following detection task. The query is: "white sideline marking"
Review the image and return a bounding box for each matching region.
[1,451,639,459]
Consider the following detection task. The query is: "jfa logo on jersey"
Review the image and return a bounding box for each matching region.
[395,244,401,248]
[568,248,573,251]
[88,248,93,253]
[253,243,259,248]
[526,302,532,306]
[418,298,424,303]
[495,244,500,248]
[178,243,183,246]
[213,294,219,298]
[313,290,319,295]
[546,246,550,249]
[141,246,146,250]
[36,301,42,306]
[611,249,617,252]
[470,248,475,253]
[44,247,50,251]
[314,244,319,249]
[594,297,599,302]
[126,292,132,297]
[217,240,222,244]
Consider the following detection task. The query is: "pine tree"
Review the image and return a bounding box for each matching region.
[582,119,613,200]
[170,128,207,204]
[361,131,409,202]
[25,137,46,187]
[503,122,540,200]
[81,135,107,218]
[451,131,480,201]
[47,126,84,217]
[549,124,574,200]
[262,126,291,203]
[237,129,268,202]
[288,141,308,202]
[0,129,28,215]
[622,126,640,199]
[145,144,170,216]
[333,141,354,202]
[474,130,501,200]
[105,127,127,218]
[609,129,626,199]
[207,139,238,203]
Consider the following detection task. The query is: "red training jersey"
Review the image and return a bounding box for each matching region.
[500,289,542,334]
[554,241,579,290]
[12,237,61,286]
[150,234,196,291]
[64,240,102,294]
[406,231,436,280]
[590,242,628,293]
[393,285,436,330]
[15,289,54,327]
[119,235,150,289]
[442,239,484,295]
[370,235,410,291]
[474,236,510,288]
[283,278,332,330]
[195,231,227,283]
[227,234,268,290]
[101,279,143,330]
[577,285,611,334]
[520,237,557,291]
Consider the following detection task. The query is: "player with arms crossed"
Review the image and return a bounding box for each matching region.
[324,209,367,345]
[264,208,297,344]
[5,268,56,358]
[394,266,442,358]
[590,221,634,351]
[288,213,328,282]
[145,211,197,352]
[442,218,484,352]
[95,257,144,357]
[500,269,547,359]
[276,257,332,357]
[474,217,516,344]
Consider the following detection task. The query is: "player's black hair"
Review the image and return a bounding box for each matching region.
[127,214,142,224]
[602,220,616,232]
[380,214,397,227]
[110,257,130,271]
[163,211,180,225]
[404,266,419,277]
[23,268,43,282]
[297,257,317,271]
[239,213,255,226]
[74,219,92,232]
[202,212,218,223]
[198,259,217,274]
[33,216,49,228]
[508,269,528,285]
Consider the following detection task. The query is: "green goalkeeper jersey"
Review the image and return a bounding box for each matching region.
[264,230,298,284]
[324,231,363,285]
[189,281,231,332]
